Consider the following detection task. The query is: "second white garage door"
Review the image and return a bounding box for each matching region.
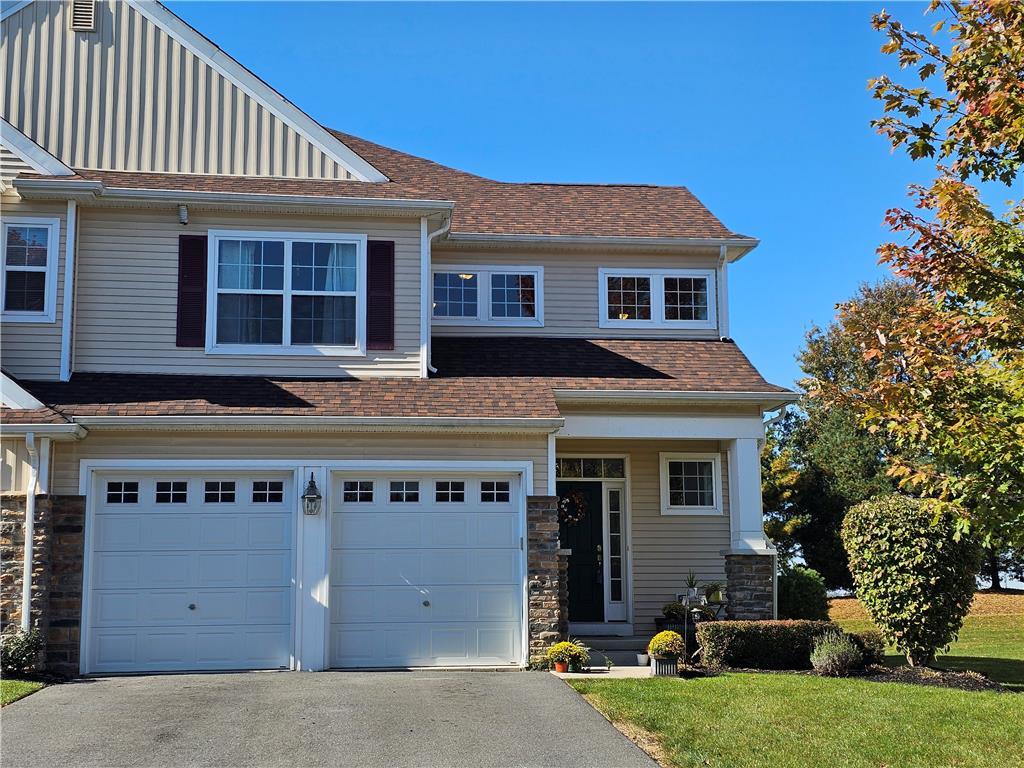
[329,472,524,668]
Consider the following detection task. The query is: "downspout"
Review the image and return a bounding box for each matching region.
[59,200,78,382]
[20,433,39,632]
[424,216,451,374]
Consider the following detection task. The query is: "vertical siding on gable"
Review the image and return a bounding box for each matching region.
[1,0,355,179]
[431,246,723,339]
[555,437,731,635]
[0,197,67,381]
[72,207,422,377]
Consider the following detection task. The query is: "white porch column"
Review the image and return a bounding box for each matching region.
[296,465,329,670]
[726,438,774,554]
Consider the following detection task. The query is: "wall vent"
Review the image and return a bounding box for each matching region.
[69,0,96,32]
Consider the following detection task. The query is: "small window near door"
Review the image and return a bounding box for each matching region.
[480,480,511,503]
[106,481,139,504]
[659,453,721,515]
[389,480,420,503]
[253,480,284,503]
[435,480,465,503]
[608,488,624,602]
[155,481,188,504]
[204,481,236,503]
[342,481,374,503]
[556,458,625,480]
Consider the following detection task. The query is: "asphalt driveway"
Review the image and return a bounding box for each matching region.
[1,671,655,768]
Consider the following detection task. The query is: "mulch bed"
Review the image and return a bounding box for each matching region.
[705,665,1007,692]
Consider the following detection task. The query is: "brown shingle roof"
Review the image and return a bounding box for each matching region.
[1,405,72,424]
[20,131,749,241]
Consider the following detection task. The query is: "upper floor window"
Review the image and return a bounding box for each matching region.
[206,230,366,356]
[432,265,543,327]
[599,268,716,331]
[1,217,60,323]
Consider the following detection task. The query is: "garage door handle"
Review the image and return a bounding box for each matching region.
[188,604,196,610]
[422,600,430,607]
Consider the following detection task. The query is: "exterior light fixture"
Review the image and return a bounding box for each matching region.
[178,204,189,225]
[458,273,474,280]
[301,473,322,516]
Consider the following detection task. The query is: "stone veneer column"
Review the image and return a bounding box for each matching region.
[724,553,776,620]
[526,496,569,662]
[45,495,86,676]
[0,495,53,650]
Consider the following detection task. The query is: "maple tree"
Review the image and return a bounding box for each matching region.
[807,1,1024,547]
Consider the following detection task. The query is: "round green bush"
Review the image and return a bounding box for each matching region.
[777,566,829,620]
[841,494,980,666]
[648,631,685,659]
[0,629,43,676]
[810,630,863,677]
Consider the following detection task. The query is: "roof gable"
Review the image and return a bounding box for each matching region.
[1,0,386,181]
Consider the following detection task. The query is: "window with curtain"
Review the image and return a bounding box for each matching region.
[210,232,363,352]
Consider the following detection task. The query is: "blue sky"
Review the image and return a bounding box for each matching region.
[166,0,939,389]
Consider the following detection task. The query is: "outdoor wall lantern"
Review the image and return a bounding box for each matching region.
[302,474,322,516]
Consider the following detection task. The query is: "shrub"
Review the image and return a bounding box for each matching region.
[1,630,43,676]
[842,494,981,666]
[661,602,689,622]
[846,629,886,666]
[696,620,836,670]
[810,630,864,677]
[545,640,589,668]
[648,631,685,659]
[777,566,829,620]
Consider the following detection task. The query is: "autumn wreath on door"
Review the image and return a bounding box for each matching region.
[558,490,589,525]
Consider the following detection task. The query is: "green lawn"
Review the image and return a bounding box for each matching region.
[570,674,1024,768]
[0,679,43,706]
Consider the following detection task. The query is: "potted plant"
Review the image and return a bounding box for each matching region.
[648,631,684,677]
[685,570,700,601]
[545,640,589,673]
[703,581,725,603]
[636,652,649,666]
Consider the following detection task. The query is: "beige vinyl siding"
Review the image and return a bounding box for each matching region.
[431,246,722,339]
[0,197,67,380]
[0,145,34,189]
[51,431,550,497]
[73,207,422,377]
[1,437,31,494]
[556,437,730,635]
[1,0,352,179]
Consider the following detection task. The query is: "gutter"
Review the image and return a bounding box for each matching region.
[71,415,563,433]
[553,389,799,408]
[0,423,88,439]
[446,232,760,261]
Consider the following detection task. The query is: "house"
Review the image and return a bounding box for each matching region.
[0,0,794,676]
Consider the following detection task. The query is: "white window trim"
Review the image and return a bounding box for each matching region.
[659,452,723,516]
[1,216,60,323]
[598,267,716,331]
[205,229,367,357]
[432,264,544,327]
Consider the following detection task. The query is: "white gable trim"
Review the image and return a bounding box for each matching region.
[0,118,75,176]
[0,1,33,22]
[122,1,387,182]
[1,372,45,410]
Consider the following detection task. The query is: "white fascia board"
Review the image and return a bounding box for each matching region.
[447,232,760,259]
[553,389,798,408]
[0,372,45,409]
[12,178,104,199]
[0,1,33,21]
[0,423,87,439]
[0,118,74,176]
[71,415,565,433]
[558,413,766,440]
[125,0,388,182]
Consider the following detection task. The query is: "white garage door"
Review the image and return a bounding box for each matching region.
[85,472,294,674]
[329,473,524,668]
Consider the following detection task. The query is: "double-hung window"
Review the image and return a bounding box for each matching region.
[1,217,60,323]
[432,265,543,327]
[599,268,716,330]
[659,453,722,515]
[207,230,366,355]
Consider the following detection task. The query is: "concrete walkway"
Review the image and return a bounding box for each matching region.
[1,671,656,768]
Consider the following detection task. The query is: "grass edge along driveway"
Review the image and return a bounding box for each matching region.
[1,679,44,706]
[569,674,1024,768]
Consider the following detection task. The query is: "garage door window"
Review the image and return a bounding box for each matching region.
[155,481,187,503]
[342,480,374,502]
[389,480,419,502]
[204,481,236,503]
[481,481,511,503]
[435,480,465,503]
[105,481,139,504]
[253,480,284,503]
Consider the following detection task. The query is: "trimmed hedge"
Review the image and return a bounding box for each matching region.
[697,620,837,670]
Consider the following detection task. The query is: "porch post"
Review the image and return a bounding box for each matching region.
[724,438,777,620]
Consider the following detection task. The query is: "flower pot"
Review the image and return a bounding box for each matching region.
[553,661,568,673]
[651,656,678,677]
[636,653,649,666]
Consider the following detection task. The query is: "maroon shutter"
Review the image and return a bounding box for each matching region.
[366,240,395,351]
[176,235,208,347]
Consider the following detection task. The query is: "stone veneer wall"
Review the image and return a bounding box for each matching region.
[526,496,569,662]
[0,494,84,677]
[724,553,776,620]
